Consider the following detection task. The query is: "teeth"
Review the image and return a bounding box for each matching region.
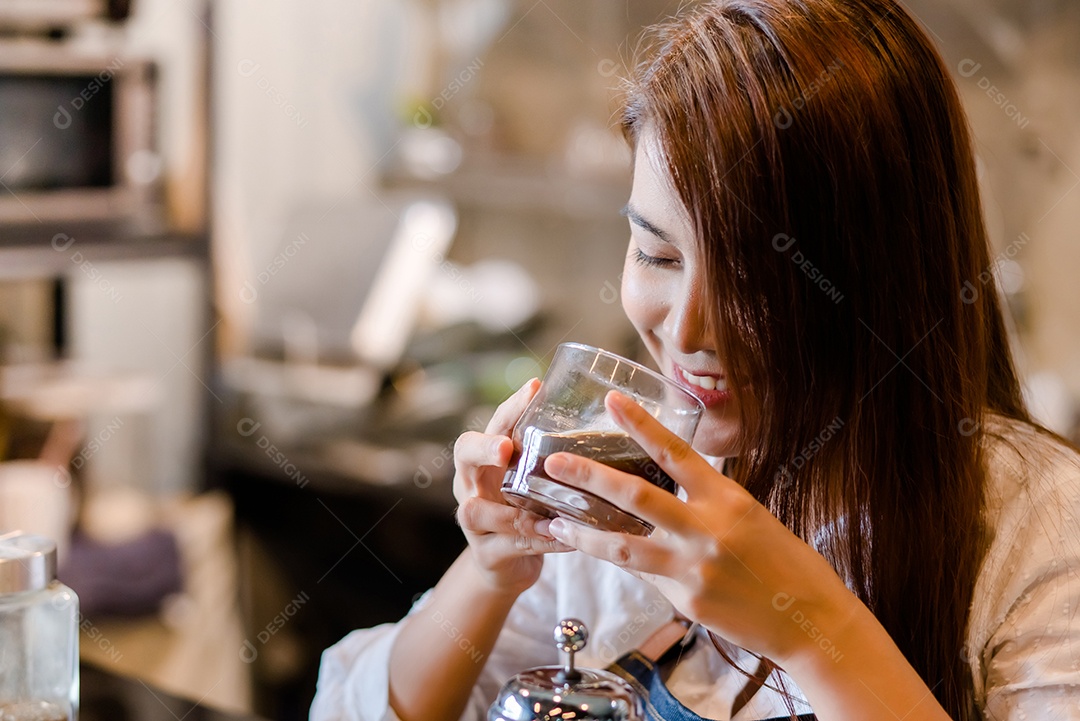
[683,370,727,392]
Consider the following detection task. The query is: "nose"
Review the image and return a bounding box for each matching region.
[664,271,714,356]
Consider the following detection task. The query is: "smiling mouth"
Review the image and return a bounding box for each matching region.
[675,366,729,393]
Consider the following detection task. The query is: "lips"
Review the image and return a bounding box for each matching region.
[673,364,732,407]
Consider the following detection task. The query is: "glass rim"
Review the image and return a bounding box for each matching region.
[555,342,706,414]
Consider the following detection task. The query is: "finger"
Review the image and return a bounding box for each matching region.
[605,390,720,496]
[453,432,514,502]
[458,499,576,557]
[456,496,554,539]
[485,377,542,436]
[542,451,687,531]
[547,517,671,575]
[454,431,513,472]
[477,532,576,558]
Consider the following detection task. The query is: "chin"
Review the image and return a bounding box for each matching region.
[690,414,742,458]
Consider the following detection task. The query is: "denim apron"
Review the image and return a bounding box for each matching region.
[606,623,817,721]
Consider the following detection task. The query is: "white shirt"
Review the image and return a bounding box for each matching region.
[310,415,1080,720]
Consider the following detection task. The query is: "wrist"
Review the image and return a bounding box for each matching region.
[772,587,871,675]
[772,594,953,721]
[464,546,535,599]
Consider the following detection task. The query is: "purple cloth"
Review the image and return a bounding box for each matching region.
[59,529,184,618]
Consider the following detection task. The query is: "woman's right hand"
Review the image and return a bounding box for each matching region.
[453,378,572,595]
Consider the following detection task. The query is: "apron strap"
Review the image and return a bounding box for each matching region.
[635,617,777,719]
[638,618,696,663]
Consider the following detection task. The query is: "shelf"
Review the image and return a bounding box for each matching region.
[386,158,629,218]
[0,221,208,279]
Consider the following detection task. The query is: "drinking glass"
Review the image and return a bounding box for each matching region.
[501,343,704,536]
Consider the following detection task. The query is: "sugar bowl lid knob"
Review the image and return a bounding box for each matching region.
[554,618,588,653]
[554,618,587,684]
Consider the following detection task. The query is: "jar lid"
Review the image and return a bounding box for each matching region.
[0,533,57,594]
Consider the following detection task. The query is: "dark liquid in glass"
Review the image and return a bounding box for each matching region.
[502,427,677,535]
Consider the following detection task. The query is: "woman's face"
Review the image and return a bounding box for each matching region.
[621,131,742,457]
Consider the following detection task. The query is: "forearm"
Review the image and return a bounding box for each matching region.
[781,601,954,721]
[388,547,521,721]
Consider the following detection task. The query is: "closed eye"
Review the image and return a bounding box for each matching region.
[633,248,679,268]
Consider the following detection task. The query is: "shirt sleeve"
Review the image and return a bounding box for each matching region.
[309,555,561,721]
[309,621,406,721]
[972,433,1080,719]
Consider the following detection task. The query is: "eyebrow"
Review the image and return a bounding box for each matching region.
[620,203,671,243]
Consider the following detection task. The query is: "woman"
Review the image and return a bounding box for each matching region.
[311,1,1080,719]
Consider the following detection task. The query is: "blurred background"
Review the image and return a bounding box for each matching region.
[0,0,1076,718]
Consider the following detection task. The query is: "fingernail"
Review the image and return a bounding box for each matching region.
[495,437,512,459]
[544,453,568,476]
[549,518,568,540]
[535,518,552,537]
[606,390,630,415]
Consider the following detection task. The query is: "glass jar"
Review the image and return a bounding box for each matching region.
[0,533,79,721]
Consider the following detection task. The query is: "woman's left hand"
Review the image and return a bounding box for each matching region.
[543,390,863,668]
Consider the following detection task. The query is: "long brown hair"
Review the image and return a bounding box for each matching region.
[622,1,1031,718]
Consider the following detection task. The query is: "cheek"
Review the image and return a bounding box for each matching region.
[620,259,672,373]
[620,260,663,337]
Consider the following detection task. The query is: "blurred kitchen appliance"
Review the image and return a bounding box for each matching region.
[0,0,132,33]
[248,194,456,368]
[0,39,160,228]
[223,194,457,412]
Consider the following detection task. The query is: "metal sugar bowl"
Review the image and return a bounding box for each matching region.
[488,619,643,721]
